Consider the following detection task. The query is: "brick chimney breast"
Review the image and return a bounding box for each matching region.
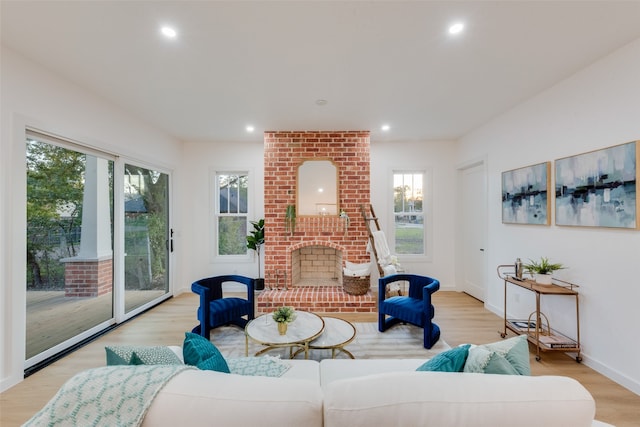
[263,131,371,289]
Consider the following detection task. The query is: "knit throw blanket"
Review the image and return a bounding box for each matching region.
[23,365,194,427]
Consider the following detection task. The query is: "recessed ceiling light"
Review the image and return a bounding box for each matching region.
[381,124,391,131]
[246,125,255,133]
[448,22,465,35]
[315,99,328,106]
[161,26,177,39]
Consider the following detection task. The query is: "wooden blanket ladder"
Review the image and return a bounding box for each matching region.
[360,204,385,276]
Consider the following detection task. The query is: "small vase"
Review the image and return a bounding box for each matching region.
[277,322,287,335]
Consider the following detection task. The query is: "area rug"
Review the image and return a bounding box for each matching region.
[209,322,450,361]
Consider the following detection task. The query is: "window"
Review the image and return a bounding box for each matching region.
[215,172,249,256]
[393,171,425,255]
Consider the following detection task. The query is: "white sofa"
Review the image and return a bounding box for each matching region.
[142,357,613,427]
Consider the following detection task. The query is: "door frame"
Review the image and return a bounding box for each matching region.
[116,159,174,323]
[455,157,488,301]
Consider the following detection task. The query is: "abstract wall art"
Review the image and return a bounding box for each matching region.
[555,141,638,229]
[502,162,550,225]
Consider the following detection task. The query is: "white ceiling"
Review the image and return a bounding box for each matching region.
[2,1,640,143]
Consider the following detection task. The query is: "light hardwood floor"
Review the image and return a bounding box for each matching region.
[2,291,639,426]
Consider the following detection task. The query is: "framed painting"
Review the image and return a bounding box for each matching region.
[555,140,638,229]
[502,162,550,225]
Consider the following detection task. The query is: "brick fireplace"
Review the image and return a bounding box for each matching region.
[260,131,375,313]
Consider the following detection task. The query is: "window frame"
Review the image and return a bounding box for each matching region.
[391,168,433,262]
[212,169,251,262]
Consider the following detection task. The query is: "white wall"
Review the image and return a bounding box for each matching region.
[0,47,183,391]
[178,139,458,292]
[457,38,640,394]
[177,141,265,294]
[370,140,457,287]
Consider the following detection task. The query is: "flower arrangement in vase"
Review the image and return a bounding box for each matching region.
[523,257,565,284]
[272,306,296,335]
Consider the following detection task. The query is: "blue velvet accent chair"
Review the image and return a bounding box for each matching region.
[378,274,441,349]
[191,275,255,340]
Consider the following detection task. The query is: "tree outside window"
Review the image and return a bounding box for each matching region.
[393,172,424,255]
[216,173,249,256]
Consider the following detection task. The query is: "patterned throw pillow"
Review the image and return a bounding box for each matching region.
[227,356,291,377]
[105,345,183,366]
[415,344,471,372]
[182,332,230,373]
[463,335,530,375]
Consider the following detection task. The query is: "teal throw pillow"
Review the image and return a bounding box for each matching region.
[416,344,471,372]
[183,332,230,373]
[463,335,530,375]
[105,345,183,366]
[227,356,291,377]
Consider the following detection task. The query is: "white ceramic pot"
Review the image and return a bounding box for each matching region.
[535,273,553,285]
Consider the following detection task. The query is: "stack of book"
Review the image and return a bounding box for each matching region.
[537,335,577,348]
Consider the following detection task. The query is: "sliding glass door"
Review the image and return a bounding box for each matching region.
[26,132,115,363]
[25,132,172,368]
[124,164,170,314]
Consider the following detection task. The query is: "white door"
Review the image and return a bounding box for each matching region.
[461,163,487,301]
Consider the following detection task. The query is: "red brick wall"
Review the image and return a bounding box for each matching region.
[64,258,113,297]
[264,131,371,289]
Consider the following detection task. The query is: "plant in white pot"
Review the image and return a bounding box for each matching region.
[523,257,565,284]
[246,219,265,290]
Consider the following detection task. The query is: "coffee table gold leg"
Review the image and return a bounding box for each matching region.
[342,348,355,359]
[245,335,248,356]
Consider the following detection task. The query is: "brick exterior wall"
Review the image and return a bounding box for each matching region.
[263,131,371,290]
[63,258,113,297]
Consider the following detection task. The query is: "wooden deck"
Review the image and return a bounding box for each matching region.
[26,290,166,358]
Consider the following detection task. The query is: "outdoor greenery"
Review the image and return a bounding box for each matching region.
[217,173,249,255]
[124,165,169,289]
[394,184,423,213]
[26,140,89,289]
[218,217,248,255]
[393,173,425,255]
[394,225,424,254]
[26,139,169,291]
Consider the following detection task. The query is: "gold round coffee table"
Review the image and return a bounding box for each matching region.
[306,316,357,359]
[291,316,357,359]
[245,311,325,359]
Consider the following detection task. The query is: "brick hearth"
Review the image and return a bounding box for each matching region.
[257,286,376,314]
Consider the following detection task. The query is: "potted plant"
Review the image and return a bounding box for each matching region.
[272,306,296,335]
[284,205,296,236]
[523,257,565,284]
[246,218,265,290]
